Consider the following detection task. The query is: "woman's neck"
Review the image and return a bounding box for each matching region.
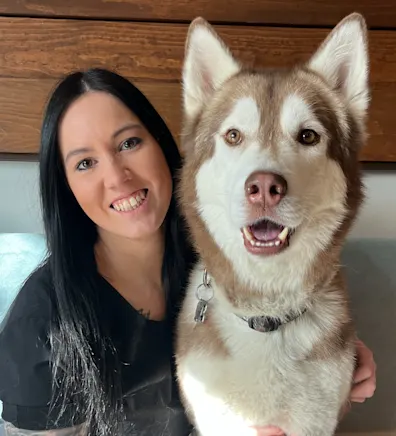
[95,227,165,288]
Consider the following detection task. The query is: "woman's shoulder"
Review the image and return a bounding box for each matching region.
[0,260,88,431]
[0,260,61,427]
[5,260,54,326]
[0,260,54,361]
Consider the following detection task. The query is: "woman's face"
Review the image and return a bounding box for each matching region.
[59,91,173,241]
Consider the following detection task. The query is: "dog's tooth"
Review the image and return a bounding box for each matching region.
[278,227,289,242]
[254,241,276,247]
[242,226,255,243]
[244,226,287,248]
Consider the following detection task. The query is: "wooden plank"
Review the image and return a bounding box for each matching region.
[1,18,396,85]
[0,79,182,154]
[0,0,395,28]
[0,78,395,163]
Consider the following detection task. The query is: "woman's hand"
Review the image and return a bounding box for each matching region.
[350,339,377,403]
[249,426,284,436]
[340,338,376,418]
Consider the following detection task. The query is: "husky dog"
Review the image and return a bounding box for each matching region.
[175,12,369,436]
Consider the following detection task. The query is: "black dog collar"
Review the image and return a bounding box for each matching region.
[194,269,307,332]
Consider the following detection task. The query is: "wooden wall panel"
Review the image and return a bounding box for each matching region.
[0,17,396,161]
[0,0,395,28]
[0,79,181,154]
[1,18,396,83]
[1,78,395,162]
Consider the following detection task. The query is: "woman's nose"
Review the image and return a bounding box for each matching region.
[103,158,132,189]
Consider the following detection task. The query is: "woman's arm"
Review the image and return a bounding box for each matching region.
[4,422,87,436]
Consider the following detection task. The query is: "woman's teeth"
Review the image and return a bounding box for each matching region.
[242,226,290,247]
[112,190,146,212]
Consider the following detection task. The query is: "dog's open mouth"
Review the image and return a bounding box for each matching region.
[241,219,292,256]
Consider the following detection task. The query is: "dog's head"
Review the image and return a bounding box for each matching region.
[178,14,369,290]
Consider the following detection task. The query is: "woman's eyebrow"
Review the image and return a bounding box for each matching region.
[64,124,143,163]
[113,123,142,139]
[65,147,94,164]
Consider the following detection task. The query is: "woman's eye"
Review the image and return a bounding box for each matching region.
[120,137,142,151]
[76,159,94,171]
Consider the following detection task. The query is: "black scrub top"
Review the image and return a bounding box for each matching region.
[0,262,192,435]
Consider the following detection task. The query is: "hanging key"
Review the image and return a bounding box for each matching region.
[194,299,208,323]
[193,269,213,324]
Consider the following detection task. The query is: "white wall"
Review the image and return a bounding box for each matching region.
[0,161,43,234]
[349,168,396,239]
[0,160,395,238]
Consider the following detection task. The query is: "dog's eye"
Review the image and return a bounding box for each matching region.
[224,128,243,145]
[298,129,320,146]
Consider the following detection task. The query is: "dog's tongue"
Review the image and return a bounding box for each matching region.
[250,220,283,242]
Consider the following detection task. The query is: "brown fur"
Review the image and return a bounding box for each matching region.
[178,68,363,308]
[175,13,369,435]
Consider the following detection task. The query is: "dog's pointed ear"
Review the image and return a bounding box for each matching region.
[308,13,369,122]
[182,17,241,119]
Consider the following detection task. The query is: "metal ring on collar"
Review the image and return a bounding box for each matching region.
[195,283,214,302]
[203,268,211,288]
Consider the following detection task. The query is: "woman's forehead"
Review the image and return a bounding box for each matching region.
[59,92,142,149]
[65,91,138,124]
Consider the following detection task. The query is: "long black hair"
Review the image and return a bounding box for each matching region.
[39,68,195,435]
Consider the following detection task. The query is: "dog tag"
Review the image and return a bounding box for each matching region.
[194,299,208,323]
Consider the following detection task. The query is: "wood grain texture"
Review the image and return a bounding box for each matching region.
[0,78,395,162]
[0,0,396,28]
[0,79,182,154]
[1,18,396,83]
[0,18,395,160]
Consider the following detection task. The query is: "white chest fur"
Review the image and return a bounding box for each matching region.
[176,267,355,436]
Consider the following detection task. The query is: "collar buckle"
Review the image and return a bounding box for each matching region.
[247,316,282,332]
[240,308,307,333]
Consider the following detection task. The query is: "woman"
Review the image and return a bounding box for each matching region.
[0,68,376,436]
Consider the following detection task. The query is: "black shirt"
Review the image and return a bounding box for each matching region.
[0,262,192,435]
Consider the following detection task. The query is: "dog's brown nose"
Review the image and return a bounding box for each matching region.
[245,171,287,207]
